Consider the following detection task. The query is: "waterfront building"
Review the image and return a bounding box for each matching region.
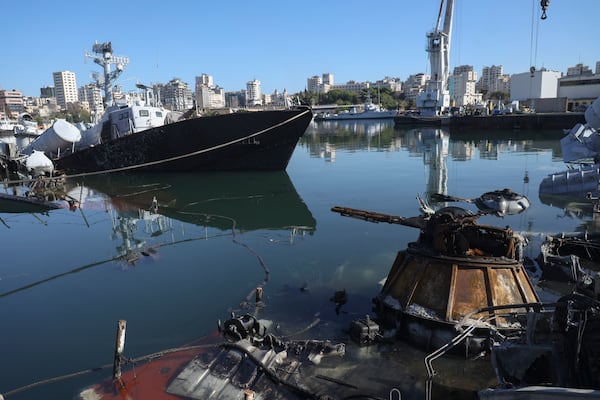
[450,70,482,106]
[567,63,593,76]
[331,81,370,94]
[307,75,323,93]
[0,89,24,117]
[321,73,333,93]
[246,79,262,107]
[53,71,79,110]
[494,75,511,95]
[225,91,245,108]
[195,74,225,110]
[196,73,213,88]
[478,65,503,93]
[40,86,55,98]
[269,89,292,108]
[453,65,473,75]
[160,78,194,111]
[322,73,334,87]
[78,84,104,115]
[262,93,272,105]
[196,86,225,110]
[510,69,562,102]
[403,73,429,104]
[307,73,334,94]
[372,77,402,93]
[558,71,600,111]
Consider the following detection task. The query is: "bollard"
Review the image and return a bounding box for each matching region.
[112,320,127,380]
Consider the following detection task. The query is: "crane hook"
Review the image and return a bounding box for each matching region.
[540,0,550,20]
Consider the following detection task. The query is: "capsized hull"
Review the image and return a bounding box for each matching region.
[55,107,313,174]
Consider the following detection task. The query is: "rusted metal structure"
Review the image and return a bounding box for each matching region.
[332,204,540,355]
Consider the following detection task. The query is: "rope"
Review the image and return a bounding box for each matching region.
[2,108,311,186]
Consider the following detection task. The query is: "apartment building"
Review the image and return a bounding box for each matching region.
[53,71,78,110]
[160,78,194,111]
[0,89,24,117]
[246,79,262,106]
[450,70,482,106]
[195,74,225,110]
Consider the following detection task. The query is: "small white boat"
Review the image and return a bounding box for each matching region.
[314,94,398,121]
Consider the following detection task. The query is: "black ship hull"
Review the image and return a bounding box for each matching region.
[55,107,313,174]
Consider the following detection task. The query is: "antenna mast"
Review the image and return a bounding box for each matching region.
[85,41,129,107]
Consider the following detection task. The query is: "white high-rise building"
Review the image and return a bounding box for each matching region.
[195,74,225,110]
[307,76,322,93]
[450,70,482,106]
[78,84,104,115]
[53,71,79,109]
[479,65,503,93]
[246,79,262,106]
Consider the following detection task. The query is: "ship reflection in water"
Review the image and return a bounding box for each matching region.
[0,171,316,297]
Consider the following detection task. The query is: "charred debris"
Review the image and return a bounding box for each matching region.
[332,190,600,395]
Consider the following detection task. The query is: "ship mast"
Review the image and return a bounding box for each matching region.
[85,41,129,107]
[417,0,454,117]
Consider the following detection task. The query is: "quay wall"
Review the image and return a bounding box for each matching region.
[444,112,585,130]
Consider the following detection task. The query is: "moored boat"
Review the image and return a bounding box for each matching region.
[18,42,313,176]
[54,106,313,174]
[314,94,398,121]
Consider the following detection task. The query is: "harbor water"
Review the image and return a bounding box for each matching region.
[0,119,589,399]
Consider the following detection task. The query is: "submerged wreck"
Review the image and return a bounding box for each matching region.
[332,202,538,355]
[538,231,600,286]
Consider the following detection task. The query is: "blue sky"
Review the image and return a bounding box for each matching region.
[2,0,599,97]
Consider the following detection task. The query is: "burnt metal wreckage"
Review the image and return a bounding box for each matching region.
[332,195,600,398]
[332,200,539,356]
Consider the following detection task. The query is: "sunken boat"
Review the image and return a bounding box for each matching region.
[538,231,600,286]
[332,200,540,356]
[20,42,312,175]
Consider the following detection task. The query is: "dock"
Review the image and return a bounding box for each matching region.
[395,112,586,130]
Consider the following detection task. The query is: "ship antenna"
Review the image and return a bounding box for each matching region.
[85,41,129,108]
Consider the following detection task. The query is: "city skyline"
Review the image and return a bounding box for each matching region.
[2,0,599,97]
